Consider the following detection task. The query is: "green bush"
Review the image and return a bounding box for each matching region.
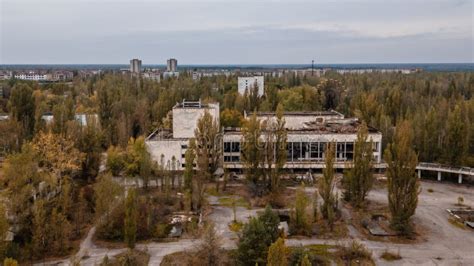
[154,223,171,238]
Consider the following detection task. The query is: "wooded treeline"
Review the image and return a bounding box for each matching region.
[2,71,471,165]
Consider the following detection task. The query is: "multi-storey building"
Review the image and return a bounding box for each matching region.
[167,58,178,72]
[142,71,161,82]
[0,71,12,80]
[145,100,383,172]
[130,58,142,74]
[14,71,51,81]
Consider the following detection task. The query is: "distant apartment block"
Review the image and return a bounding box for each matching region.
[3,70,74,82]
[142,71,161,82]
[334,68,418,75]
[238,76,264,96]
[163,58,179,79]
[130,58,142,74]
[167,58,178,72]
[192,70,232,80]
[51,71,74,81]
[14,71,51,81]
[0,71,12,80]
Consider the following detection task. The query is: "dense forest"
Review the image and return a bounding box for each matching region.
[1,71,472,166]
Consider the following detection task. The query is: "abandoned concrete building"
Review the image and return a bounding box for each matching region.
[145,100,383,171]
[223,111,383,171]
[146,100,220,170]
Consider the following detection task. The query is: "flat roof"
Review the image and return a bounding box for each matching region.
[254,110,343,117]
[224,119,381,134]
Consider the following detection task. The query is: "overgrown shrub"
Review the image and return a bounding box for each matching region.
[106,146,126,176]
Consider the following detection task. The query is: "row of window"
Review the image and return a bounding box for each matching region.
[223,141,380,162]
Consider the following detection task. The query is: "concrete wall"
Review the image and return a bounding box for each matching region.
[146,139,186,170]
[238,76,264,96]
[172,103,220,139]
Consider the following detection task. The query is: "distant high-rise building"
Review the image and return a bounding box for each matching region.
[167,58,178,72]
[130,59,142,74]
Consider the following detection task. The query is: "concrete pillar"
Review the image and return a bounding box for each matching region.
[418,170,421,179]
[437,172,442,181]
[458,173,463,184]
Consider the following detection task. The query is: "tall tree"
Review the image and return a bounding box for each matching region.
[444,105,469,166]
[94,174,123,220]
[241,112,263,194]
[0,203,10,259]
[263,104,287,192]
[125,137,153,188]
[319,142,337,229]
[194,110,221,181]
[342,122,374,208]
[267,238,288,266]
[124,188,138,249]
[73,115,103,181]
[236,207,280,266]
[183,139,196,191]
[8,83,35,139]
[290,185,312,236]
[384,121,419,235]
[32,199,48,258]
[236,217,270,266]
[259,205,281,243]
[32,132,84,188]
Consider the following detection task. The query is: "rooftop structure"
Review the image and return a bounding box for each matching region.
[146,100,220,169]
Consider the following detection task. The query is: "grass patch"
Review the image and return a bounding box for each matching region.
[206,186,223,197]
[289,244,335,265]
[218,196,251,209]
[228,221,244,232]
[304,244,334,257]
[336,241,374,265]
[380,250,402,261]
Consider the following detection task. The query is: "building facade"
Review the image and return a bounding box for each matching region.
[130,58,142,74]
[146,100,220,169]
[146,100,383,172]
[223,111,382,171]
[14,71,51,81]
[167,58,178,72]
[238,76,264,96]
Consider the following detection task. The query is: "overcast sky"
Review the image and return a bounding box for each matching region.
[0,0,473,64]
